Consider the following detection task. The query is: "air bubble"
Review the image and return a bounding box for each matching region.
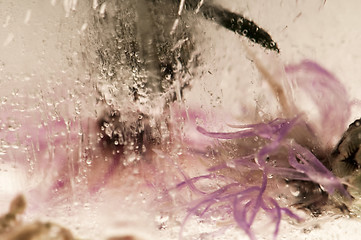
[226,161,236,169]
[165,74,171,80]
[24,9,32,24]
[237,18,243,25]
[86,159,92,165]
[107,70,114,77]
[290,188,300,197]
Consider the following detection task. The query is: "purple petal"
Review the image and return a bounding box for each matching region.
[288,142,349,197]
[285,60,351,145]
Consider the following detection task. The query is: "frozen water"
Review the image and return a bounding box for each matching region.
[1,0,361,240]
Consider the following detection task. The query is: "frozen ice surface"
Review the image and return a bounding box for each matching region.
[2,0,361,240]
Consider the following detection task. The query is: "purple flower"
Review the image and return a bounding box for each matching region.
[0,59,353,240]
[177,60,352,239]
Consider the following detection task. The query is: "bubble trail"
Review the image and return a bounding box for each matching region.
[182,0,280,52]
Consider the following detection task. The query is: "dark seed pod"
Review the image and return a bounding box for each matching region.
[198,3,279,52]
[181,0,279,52]
[331,118,361,177]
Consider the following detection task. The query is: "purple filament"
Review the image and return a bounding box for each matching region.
[180,113,348,239]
